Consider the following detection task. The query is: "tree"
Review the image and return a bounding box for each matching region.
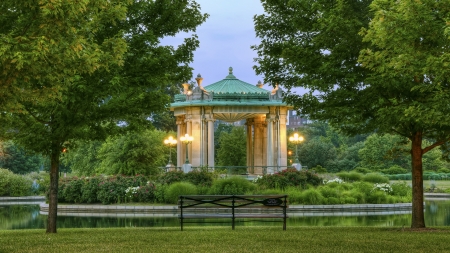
[61,140,102,176]
[253,0,450,228]
[0,0,207,233]
[217,126,247,171]
[297,138,337,170]
[0,140,43,174]
[97,129,174,176]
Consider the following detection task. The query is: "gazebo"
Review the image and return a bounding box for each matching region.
[170,67,292,175]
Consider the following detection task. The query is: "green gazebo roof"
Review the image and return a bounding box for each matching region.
[204,67,269,95]
[171,67,288,108]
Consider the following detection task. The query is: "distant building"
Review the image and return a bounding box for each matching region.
[286,110,309,129]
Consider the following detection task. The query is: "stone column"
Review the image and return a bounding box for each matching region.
[184,114,192,165]
[176,116,185,168]
[253,116,266,175]
[246,118,254,174]
[278,107,288,167]
[207,117,215,168]
[266,113,276,170]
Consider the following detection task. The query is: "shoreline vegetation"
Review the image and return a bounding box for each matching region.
[0,227,449,253]
[2,169,450,207]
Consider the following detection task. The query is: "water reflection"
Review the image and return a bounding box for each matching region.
[1,200,449,230]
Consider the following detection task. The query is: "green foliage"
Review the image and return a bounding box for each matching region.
[184,170,214,187]
[157,170,214,187]
[0,168,13,196]
[209,177,255,195]
[8,174,32,197]
[81,177,100,204]
[301,189,324,205]
[154,183,168,204]
[336,171,363,182]
[97,130,172,176]
[298,139,337,169]
[255,169,321,190]
[135,183,156,203]
[362,173,389,184]
[0,169,33,196]
[390,182,412,197]
[325,159,357,173]
[311,165,327,174]
[381,165,408,175]
[157,171,185,185]
[62,141,102,176]
[216,126,247,167]
[352,167,372,174]
[62,179,84,203]
[0,141,43,174]
[165,182,197,204]
[253,0,450,227]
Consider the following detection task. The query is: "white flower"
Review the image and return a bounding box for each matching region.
[373,183,392,193]
[324,178,344,184]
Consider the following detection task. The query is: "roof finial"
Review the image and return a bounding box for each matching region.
[195,73,209,95]
[229,67,233,75]
[256,80,264,88]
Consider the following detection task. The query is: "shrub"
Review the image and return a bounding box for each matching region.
[81,177,101,203]
[157,171,185,185]
[255,169,321,190]
[165,182,197,204]
[352,167,372,174]
[301,189,324,205]
[381,165,408,175]
[62,179,84,203]
[154,183,168,203]
[437,168,450,174]
[96,175,130,204]
[209,176,255,195]
[311,165,327,174]
[136,183,156,203]
[390,182,411,197]
[8,174,32,197]
[284,187,303,204]
[366,190,387,204]
[362,173,389,184]
[336,171,363,182]
[319,186,340,199]
[0,168,13,196]
[184,170,214,187]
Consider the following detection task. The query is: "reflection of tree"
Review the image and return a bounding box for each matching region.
[0,205,43,229]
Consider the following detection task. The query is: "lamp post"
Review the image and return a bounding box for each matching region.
[164,136,177,170]
[289,133,304,170]
[180,134,193,172]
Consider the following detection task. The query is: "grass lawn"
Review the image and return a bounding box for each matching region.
[0,227,449,253]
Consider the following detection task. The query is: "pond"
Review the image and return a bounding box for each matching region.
[1,200,449,230]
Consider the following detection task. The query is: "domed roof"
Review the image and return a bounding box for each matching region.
[204,67,269,96]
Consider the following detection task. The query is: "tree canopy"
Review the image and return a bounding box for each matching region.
[254,0,450,228]
[0,0,207,233]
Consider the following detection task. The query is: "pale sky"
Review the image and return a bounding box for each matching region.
[165,0,268,87]
[164,0,305,95]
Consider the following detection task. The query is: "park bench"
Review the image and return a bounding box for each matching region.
[178,195,288,230]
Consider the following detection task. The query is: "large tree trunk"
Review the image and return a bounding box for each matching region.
[411,131,425,228]
[46,147,60,233]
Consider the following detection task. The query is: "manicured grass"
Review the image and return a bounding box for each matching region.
[1,226,449,253]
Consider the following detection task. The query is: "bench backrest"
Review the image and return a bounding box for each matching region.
[178,195,288,209]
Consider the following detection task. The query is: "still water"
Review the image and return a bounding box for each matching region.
[1,200,449,230]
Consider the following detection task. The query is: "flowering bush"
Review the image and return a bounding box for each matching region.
[324,178,344,184]
[125,186,140,202]
[373,183,392,194]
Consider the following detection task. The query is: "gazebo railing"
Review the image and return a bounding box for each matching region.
[160,165,308,175]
